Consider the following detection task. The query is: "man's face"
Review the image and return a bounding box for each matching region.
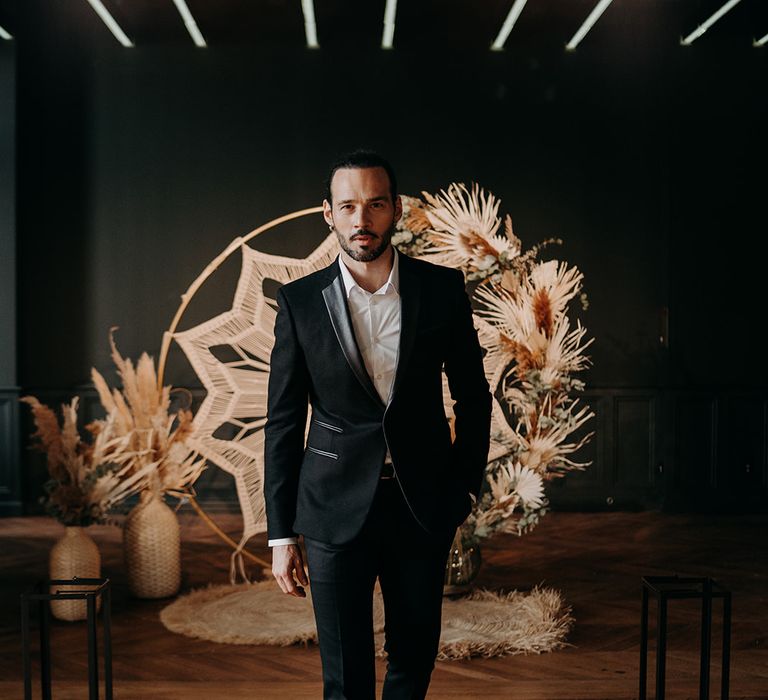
[323,166,402,263]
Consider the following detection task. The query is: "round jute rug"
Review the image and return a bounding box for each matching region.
[160,579,573,660]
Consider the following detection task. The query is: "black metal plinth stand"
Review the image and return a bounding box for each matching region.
[21,577,113,700]
[640,575,731,700]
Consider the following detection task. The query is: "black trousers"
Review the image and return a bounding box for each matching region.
[303,477,456,700]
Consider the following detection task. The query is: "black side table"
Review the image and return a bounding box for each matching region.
[21,577,113,700]
[640,575,731,700]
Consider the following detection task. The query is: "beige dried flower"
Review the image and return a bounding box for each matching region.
[393,182,595,544]
[19,395,149,525]
[90,327,206,500]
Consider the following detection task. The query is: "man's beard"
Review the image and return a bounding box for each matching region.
[333,219,396,263]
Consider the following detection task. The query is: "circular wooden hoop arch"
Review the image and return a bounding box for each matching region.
[157,206,325,570]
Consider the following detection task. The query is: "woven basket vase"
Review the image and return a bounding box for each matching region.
[124,491,181,599]
[49,526,102,621]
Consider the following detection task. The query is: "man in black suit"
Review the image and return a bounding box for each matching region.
[264,151,492,699]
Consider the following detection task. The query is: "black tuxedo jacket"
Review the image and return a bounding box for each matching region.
[263,250,493,544]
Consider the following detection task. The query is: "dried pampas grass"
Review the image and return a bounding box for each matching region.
[20,396,69,482]
[394,182,595,543]
[20,327,207,524]
[19,395,146,525]
[90,327,206,501]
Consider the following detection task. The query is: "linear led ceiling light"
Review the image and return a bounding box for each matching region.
[172,0,207,47]
[381,0,398,49]
[85,0,133,47]
[681,0,742,45]
[490,0,530,51]
[565,0,615,51]
[301,0,319,48]
[0,24,12,40]
[754,31,768,47]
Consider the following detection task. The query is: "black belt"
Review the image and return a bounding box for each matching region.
[380,461,395,479]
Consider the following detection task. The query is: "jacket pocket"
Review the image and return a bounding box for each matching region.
[306,418,341,458]
[312,418,343,433]
[306,445,339,459]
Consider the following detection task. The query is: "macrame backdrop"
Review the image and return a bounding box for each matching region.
[169,219,513,583]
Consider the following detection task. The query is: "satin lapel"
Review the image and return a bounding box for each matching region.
[322,264,385,408]
[388,253,421,407]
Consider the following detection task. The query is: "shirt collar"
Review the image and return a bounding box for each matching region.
[337,245,400,299]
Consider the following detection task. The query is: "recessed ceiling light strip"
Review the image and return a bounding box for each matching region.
[565,0,614,51]
[754,31,768,47]
[382,0,398,49]
[172,0,207,48]
[301,0,319,48]
[490,0,530,51]
[0,24,12,40]
[681,0,742,46]
[84,0,134,47]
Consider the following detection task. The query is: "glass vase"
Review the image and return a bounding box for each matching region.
[443,526,481,595]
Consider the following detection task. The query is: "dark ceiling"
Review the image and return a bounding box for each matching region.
[0,0,766,53]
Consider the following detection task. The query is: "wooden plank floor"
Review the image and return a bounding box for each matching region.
[1,511,766,699]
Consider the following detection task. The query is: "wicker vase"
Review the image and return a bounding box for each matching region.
[49,526,102,621]
[124,491,181,599]
[443,526,482,596]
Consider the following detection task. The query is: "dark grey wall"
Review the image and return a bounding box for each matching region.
[16,43,768,392]
[7,7,768,514]
[0,43,19,514]
[0,44,14,385]
[18,46,673,391]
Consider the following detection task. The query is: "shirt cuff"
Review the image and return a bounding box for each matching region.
[268,537,299,546]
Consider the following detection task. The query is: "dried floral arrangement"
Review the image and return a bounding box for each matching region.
[20,328,207,525]
[159,186,593,578]
[90,328,207,502]
[19,396,148,526]
[393,183,595,546]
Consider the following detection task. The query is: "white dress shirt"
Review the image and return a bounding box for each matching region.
[268,248,402,547]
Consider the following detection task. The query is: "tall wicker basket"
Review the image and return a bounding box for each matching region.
[49,526,102,620]
[124,491,181,599]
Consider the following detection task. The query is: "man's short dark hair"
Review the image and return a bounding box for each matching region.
[325,150,398,205]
